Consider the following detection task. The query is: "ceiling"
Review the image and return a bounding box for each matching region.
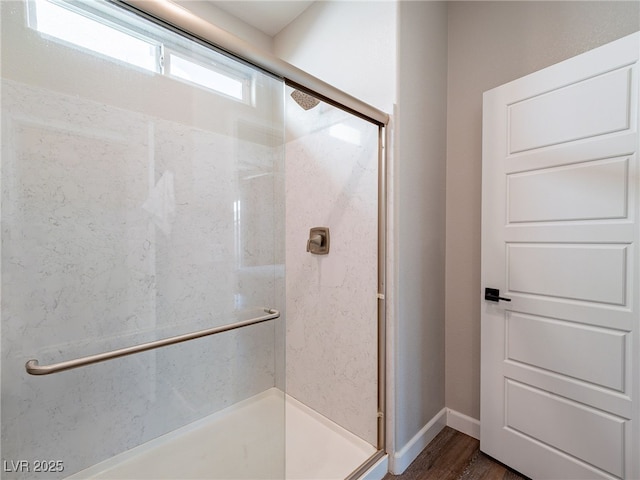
[209,1,315,37]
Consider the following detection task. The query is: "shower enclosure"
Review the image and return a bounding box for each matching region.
[1,1,386,478]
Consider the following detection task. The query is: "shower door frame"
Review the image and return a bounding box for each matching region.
[110,0,390,475]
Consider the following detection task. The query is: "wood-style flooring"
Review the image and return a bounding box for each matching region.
[382,427,529,480]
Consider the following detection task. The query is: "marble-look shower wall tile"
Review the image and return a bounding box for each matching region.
[1,79,283,480]
[1,86,151,356]
[285,99,379,445]
[152,122,237,328]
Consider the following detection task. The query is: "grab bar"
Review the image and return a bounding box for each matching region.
[25,308,280,376]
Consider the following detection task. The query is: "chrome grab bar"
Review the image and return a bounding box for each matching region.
[25,308,280,376]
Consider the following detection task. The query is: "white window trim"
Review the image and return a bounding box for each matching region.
[27,0,254,104]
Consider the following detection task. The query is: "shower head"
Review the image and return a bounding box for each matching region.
[290,89,320,111]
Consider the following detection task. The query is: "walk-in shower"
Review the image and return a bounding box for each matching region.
[1,1,387,478]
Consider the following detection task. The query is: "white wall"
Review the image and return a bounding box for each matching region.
[274,0,396,114]
[445,0,640,422]
[174,0,274,51]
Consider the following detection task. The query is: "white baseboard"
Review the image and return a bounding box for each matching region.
[360,454,388,480]
[390,408,447,474]
[446,408,480,440]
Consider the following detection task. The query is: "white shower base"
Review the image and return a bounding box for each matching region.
[68,388,378,480]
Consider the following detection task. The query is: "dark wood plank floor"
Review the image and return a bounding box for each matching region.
[383,427,529,480]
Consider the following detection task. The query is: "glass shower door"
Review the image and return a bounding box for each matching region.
[284,86,382,477]
[1,1,285,478]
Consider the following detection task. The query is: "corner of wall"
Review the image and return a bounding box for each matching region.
[390,408,447,475]
[393,0,448,458]
[446,408,480,440]
[173,1,274,52]
[273,0,396,113]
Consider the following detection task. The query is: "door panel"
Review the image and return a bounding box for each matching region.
[506,380,626,478]
[507,157,630,223]
[508,66,632,154]
[506,312,627,392]
[481,32,639,480]
[507,243,629,305]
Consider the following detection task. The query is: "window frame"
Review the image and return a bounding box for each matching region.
[26,0,254,105]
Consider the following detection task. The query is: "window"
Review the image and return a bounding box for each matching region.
[28,0,253,103]
[166,52,246,101]
[28,0,160,73]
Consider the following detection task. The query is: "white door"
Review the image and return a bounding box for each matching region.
[481,32,640,480]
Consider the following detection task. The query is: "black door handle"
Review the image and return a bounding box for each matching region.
[485,287,511,302]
